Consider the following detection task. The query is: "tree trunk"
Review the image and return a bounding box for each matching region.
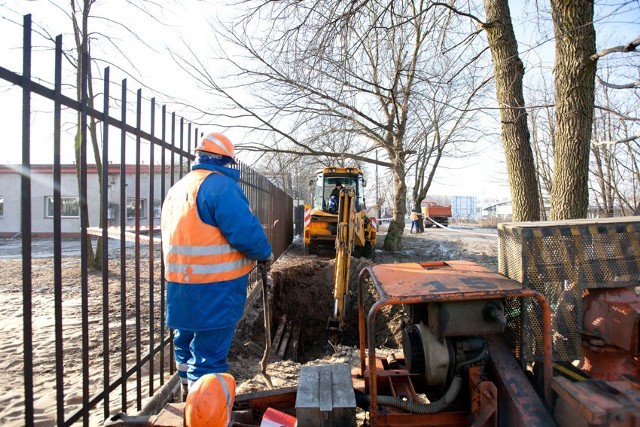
[73,0,97,269]
[383,159,407,251]
[483,0,540,222]
[549,0,596,220]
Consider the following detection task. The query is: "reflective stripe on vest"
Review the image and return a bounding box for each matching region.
[161,169,254,283]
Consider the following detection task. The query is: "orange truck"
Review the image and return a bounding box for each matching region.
[421,201,452,227]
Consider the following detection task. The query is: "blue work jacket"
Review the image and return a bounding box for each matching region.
[165,163,272,331]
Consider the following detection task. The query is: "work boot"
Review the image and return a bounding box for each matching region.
[181,383,189,402]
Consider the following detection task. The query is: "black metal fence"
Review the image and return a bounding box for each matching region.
[0,14,292,426]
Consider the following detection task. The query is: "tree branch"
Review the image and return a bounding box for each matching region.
[596,74,640,90]
[594,104,640,122]
[592,134,640,146]
[431,2,485,26]
[590,36,640,60]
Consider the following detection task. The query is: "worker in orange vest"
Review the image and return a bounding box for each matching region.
[410,210,420,233]
[161,132,273,400]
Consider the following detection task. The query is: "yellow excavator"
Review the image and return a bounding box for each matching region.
[303,167,377,257]
[303,167,377,330]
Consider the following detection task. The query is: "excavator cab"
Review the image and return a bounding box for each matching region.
[311,174,365,213]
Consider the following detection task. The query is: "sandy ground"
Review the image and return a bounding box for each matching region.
[0,244,169,426]
[0,225,498,426]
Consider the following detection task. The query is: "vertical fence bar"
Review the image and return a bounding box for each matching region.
[135,89,143,411]
[193,126,197,164]
[169,113,175,367]
[101,66,111,419]
[119,78,128,413]
[160,105,167,382]
[170,112,175,186]
[79,51,90,427]
[179,118,184,179]
[21,14,34,427]
[187,122,191,170]
[148,97,156,395]
[52,34,64,427]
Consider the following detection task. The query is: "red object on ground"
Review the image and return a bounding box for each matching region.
[260,407,297,427]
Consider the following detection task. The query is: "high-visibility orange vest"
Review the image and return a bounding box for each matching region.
[161,169,254,283]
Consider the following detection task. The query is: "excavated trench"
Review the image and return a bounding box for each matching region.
[232,241,406,365]
[231,241,404,363]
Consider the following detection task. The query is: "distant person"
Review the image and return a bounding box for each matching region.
[161,132,273,400]
[410,210,420,233]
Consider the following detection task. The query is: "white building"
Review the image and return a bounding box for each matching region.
[0,164,172,237]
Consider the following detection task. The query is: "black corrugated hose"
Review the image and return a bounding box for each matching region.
[356,344,488,414]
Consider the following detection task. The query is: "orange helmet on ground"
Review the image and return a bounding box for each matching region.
[184,373,236,427]
[195,132,235,159]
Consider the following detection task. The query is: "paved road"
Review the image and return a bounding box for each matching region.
[406,224,498,239]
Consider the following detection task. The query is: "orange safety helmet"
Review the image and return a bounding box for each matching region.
[195,132,235,159]
[184,373,236,427]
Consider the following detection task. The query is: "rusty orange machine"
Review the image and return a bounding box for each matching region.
[106,217,640,427]
[358,215,640,426]
[498,217,640,427]
[355,260,555,426]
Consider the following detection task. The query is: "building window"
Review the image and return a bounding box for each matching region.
[154,200,161,219]
[126,198,147,219]
[0,196,3,218]
[45,196,80,218]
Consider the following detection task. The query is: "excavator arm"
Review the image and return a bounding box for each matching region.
[327,188,357,331]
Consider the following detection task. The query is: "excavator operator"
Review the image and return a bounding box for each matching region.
[328,181,342,213]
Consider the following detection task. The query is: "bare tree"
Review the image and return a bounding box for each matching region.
[408,77,484,214]
[528,72,556,220]
[69,0,101,268]
[62,0,171,268]
[590,65,640,216]
[175,1,489,250]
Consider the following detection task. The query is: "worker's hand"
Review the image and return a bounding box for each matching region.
[258,252,274,271]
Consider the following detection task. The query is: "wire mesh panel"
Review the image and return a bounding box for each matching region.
[498,217,640,362]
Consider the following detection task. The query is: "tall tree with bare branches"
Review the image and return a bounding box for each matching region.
[176,1,485,250]
[481,0,540,221]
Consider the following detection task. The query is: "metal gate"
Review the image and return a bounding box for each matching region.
[0,14,293,426]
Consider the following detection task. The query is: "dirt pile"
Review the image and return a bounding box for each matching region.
[228,244,388,395]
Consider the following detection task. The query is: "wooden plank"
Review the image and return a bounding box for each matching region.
[289,325,301,362]
[277,323,292,359]
[234,386,298,412]
[552,376,640,425]
[271,315,287,349]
